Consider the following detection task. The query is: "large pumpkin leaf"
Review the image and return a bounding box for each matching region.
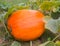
[10,41,21,46]
[45,16,60,33]
[45,19,58,33]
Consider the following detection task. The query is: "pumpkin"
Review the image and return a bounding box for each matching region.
[7,9,45,41]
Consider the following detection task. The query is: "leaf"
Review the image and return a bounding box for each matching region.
[40,1,60,11]
[45,19,58,33]
[16,3,29,10]
[39,41,55,46]
[10,41,21,46]
[0,12,6,22]
[45,17,60,33]
[51,11,60,19]
[1,0,29,4]
[40,1,55,11]
[29,0,37,2]
[4,4,30,20]
[40,29,56,42]
[55,41,60,46]
[4,7,15,19]
[30,2,39,10]
[54,1,60,8]
[57,18,60,32]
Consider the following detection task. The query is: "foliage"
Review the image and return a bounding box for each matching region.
[0,0,60,46]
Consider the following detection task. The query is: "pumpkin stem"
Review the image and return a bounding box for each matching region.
[30,41,33,46]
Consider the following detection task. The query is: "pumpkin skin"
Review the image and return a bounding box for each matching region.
[7,9,45,41]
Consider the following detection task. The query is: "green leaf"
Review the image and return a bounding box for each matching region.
[0,12,6,22]
[4,3,29,20]
[40,1,55,11]
[40,1,60,11]
[29,0,37,2]
[4,7,15,19]
[55,41,60,46]
[45,17,60,33]
[57,18,60,32]
[11,41,21,46]
[29,2,39,10]
[16,3,30,10]
[41,29,56,42]
[45,19,58,33]
[0,0,29,4]
[54,1,60,8]
[51,11,60,19]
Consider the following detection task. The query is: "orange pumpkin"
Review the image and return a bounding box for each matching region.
[7,9,45,41]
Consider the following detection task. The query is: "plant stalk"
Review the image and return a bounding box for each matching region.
[52,34,60,42]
